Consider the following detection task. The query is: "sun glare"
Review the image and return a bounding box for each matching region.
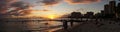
[26,10,61,19]
[47,15,59,19]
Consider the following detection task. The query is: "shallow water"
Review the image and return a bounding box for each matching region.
[0,20,63,32]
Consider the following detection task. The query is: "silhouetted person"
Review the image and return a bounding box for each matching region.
[63,21,68,29]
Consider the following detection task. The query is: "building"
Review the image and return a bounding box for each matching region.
[109,0,116,14]
[101,10,105,16]
[101,0,116,18]
[117,3,120,18]
[117,3,120,13]
[104,4,109,14]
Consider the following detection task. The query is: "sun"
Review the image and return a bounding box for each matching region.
[47,15,59,19]
[49,16,54,19]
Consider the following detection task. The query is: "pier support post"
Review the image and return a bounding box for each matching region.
[70,21,73,26]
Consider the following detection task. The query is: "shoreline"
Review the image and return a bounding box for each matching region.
[54,20,120,32]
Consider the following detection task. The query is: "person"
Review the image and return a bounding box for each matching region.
[63,21,68,29]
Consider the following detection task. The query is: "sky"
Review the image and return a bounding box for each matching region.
[0,0,119,17]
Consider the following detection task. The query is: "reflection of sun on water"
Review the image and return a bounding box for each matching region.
[47,21,57,25]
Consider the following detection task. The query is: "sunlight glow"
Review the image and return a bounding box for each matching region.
[24,10,61,19]
[30,10,41,16]
[47,15,59,19]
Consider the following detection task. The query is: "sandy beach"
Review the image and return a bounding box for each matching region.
[54,20,120,32]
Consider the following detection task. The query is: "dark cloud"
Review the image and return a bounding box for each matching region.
[11,1,30,10]
[0,0,31,16]
[38,0,101,6]
[9,1,31,16]
[64,0,101,4]
[40,0,61,6]
[0,0,18,14]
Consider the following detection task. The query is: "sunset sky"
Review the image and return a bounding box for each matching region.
[22,0,118,15]
[0,0,119,17]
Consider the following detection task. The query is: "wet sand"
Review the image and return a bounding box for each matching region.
[54,20,120,32]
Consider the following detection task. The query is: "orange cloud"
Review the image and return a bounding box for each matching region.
[64,0,101,4]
